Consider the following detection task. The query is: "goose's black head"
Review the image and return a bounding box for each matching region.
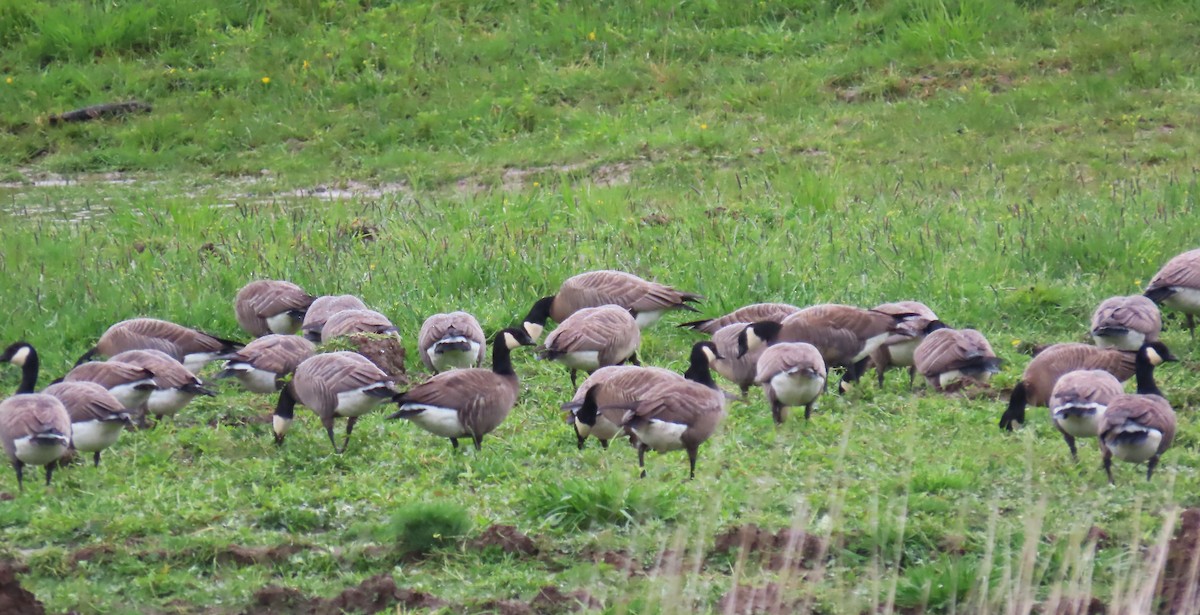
[0,341,35,366]
[737,321,781,358]
[522,296,555,341]
[1140,340,1177,366]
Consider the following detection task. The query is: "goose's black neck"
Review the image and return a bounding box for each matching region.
[1134,349,1163,396]
[492,335,518,377]
[524,296,555,327]
[684,345,717,389]
[11,345,39,395]
[274,385,296,420]
[924,320,949,334]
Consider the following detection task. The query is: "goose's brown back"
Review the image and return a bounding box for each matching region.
[1021,344,1136,407]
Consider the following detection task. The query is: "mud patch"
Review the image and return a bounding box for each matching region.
[718,583,795,614]
[345,334,408,382]
[217,544,306,566]
[68,544,117,567]
[245,574,442,615]
[1163,508,1200,614]
[470,524,538,557]
[0,561,44,615]
[712,524,825,572]
[530,585,601,613]
[477,600,533,615]
[586,549,641,577]
[0,493,12,501]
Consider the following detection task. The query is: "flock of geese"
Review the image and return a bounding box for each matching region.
[2,248,1200,491]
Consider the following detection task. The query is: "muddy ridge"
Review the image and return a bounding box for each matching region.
[246,574,442,615]
[469,524,539,556]
[0,561,44,615]
[712,523,826,571]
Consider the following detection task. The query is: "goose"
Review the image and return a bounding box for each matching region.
[234,279,316,337]
[679,303,800,335]
[710,322,763,395]
[389,328,535,450]
[754,342,827,424]
[273,351,399,453]
[912,328,1001,392]
[63,361,159,411]
[109,350,216,420]
[585,370,726,480]
[869,301,945,388]
[300,295,368,342]
[1099,343,1176,483]
[0,393,71,490]
[1,341,40,395]
[522,270,703,340]
[1144,248,1200,337]
[215,335,316,394]
[739,304,909,392]
[564,341,722,450]
[538,305,640,387]
[1048,370,1125,459]
[998,341,1173,431]
[1090,295,1162,351]
[417,311,486,373]
[76,318,242,374]
[44,382,130,467]
[319,309,399,343]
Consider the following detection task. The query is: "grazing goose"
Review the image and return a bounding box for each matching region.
[1145,248,1200,338]
[1090,294,1162,351]
[522,270,703,340]
[1099,343,1176,483]
[215,335,316,394]
[912,328,1001,392]
[538,305,640,387]
[679,303,800,335]
[710,323,763,395]
[234,279,316,337]
[76,318,242,373]
[300,295,368,342]
[319,309,399,343]
[565,341,721,449]
[44,382,130,467]
[273,351,398,453]
[0,393,71,490]
[389,328,535,450]
[63,361,159,410]
[739,304,908,392]
[418,311,487,373]
[998,341,1171,431]
[586,370,727,479]
[1048,370,1125,459]
[109,350,216,420]
[869,301,945,388]
[754,342,827,424]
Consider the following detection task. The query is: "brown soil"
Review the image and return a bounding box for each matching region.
[476,600,533,615]
[529,585,600,613]
[68,544,117,567]
[347,334,408,382]
[1163,508,1200,614]
[216,544,306,566]
[0,492,13,501]
[717,583,794,614]
[587,549,641,576]
[469,524,539,556]
[245,574,442,615]
[712,524,825,571]
[207,413,272,428]
[0,561,44,615]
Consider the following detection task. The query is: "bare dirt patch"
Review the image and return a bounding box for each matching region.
[585,549,641,576]
[245,574,442,615]
[718,583,796,614]
[1162,508,1200,614]
[216,544,307,566]
[207,413,273,428]
[712,524,825,572]
[0,561,44,615]
[68,544,117,567]
[469,524,538,556]
[530,585,601,613]
[345,334,408,382]
[0,492,13,501]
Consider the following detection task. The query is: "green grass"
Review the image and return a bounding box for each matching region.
[1,0,1200,613]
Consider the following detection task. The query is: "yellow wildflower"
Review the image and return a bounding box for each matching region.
[4,77,11,84]
[1011,339,1021,347]
[532,181,540,187]
[302,60,310,70]
[261,76,271,84]
[587,31,596,41]
[700,123,708,130]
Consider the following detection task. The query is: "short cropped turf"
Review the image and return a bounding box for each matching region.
[2,1,1200,613]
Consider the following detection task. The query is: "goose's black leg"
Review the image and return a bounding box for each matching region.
[325,421,339,453]
[686,444,698,480]
[1062,433,1078,460]
[1189,314,1196,340]
[44,465,54,487]
[638,443,647,478]
[450,438,459,449]
[1147,455,1161,481]
[1103,453,1115,485]
[93,451,102,467]
[472,434,483,451]
[907,366,916,389]
[13,461,24,492]
[570,369,578,389]
[338,417,358,454]
[599,439,609,449]
[805,403,814,421]
[771,400,784,425]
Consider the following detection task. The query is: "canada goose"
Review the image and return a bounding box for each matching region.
[1144,248,1200,337]
[739,304,908,393]
[912,328,1001,392]
[754,342,827,424]
[76,318,242,374]
[109,350,216,420]
[234,280,316,337]
[300,295,368,342]
[679,303,800,335]
[1048,370,1125,459]
[273,351,399,453]
[869,301,945,388]
[319,309,399,343]
[418,311,486,373]
[1,341,40,394]
[538,305,640,387]
[710,323,763,395]
[0,393,71,490]
[215,335,316,394]
[63,361,159,410]
[565,341,721,449]
[585,370,727,479]
[522,270,703,340]
[1090,295,1162,350]
[998,341,1173,431]
[388,328,535,450]
[43,382,130,467]
[1099,343,1176,483]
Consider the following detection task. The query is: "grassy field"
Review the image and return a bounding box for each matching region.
[2,0,1200,613]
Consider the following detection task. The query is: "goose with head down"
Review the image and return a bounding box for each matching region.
[1144,248,1200,338]
[538,305,640,388]
[300,295,368,342]
[76,318,242,374]
[234,279,316,337]
[1090,294,1162,351]
[912,328,1001,392]
[418,311,487,373]
[273,351,399,453]
[522,270,702,340]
